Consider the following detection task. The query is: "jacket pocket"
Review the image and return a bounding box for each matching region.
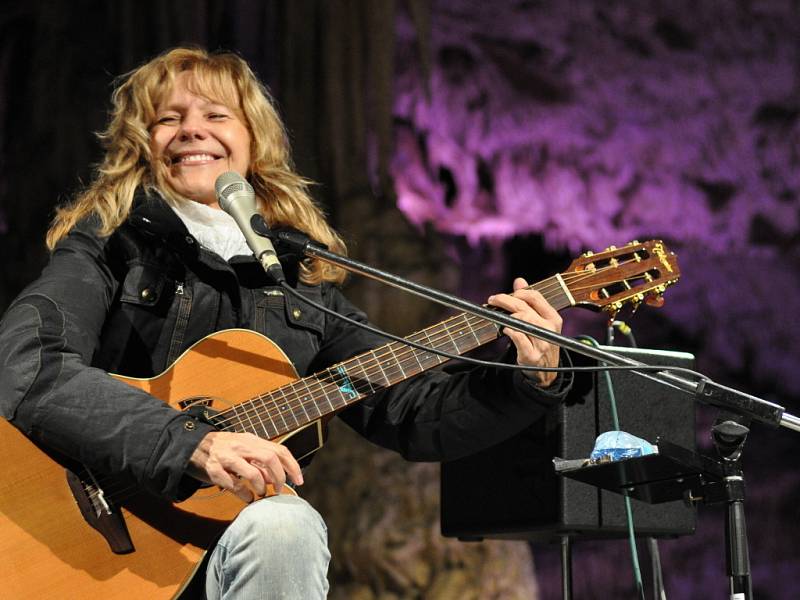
[261,286,325,375]
[110,263,180,375]
[283,287,325,337]
[119,263,169,309]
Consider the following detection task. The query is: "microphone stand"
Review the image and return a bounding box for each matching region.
[263,224,799,432]
[257,221,800,599]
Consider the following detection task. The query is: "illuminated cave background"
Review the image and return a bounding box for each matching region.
[391,1,800,597]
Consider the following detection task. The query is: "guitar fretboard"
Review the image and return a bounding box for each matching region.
[214,274,573,438]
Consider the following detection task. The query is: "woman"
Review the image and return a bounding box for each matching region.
[0,47,569,598]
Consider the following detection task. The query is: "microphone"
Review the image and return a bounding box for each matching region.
[215,171,286,283]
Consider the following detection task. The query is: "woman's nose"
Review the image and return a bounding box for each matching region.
[178,114,206,141]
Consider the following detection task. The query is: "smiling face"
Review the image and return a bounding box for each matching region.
[149,71,251,208]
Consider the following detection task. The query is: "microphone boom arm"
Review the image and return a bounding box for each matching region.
[258,221,800,435]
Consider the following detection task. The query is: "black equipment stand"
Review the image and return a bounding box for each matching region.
[712,415,752,599]
[561,535,573,599]
[555,428,753,599]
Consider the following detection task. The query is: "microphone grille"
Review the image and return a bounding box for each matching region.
[215,171,254,209]
[225,182,245,194]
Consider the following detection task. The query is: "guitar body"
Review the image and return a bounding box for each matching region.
[0,329,319,600]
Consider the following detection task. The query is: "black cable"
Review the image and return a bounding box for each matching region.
[278,281,708,381]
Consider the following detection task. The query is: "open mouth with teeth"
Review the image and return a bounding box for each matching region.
[170,152,224,165]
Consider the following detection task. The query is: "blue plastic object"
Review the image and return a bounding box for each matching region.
[590,430,657,462]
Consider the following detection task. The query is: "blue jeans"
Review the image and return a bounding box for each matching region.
[205,495,331,599]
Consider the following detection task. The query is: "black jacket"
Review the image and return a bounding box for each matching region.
[0,191,572,501]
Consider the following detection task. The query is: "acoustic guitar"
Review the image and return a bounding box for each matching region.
[0,240,679,599]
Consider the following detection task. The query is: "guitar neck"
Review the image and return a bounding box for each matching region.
[214,274,574,439]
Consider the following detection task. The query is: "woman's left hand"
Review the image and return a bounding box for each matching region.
[487,277,563,387]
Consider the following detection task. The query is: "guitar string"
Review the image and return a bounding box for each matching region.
[85,253,668,503]
[206,256,666,432]
[211,322,500,440]
[205,293,555,432]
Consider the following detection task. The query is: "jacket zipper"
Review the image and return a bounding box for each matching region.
[166,281,192,366]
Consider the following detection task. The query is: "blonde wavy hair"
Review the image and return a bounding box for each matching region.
[47,47,346,284]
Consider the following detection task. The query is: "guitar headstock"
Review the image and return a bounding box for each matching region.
[562,240,680,318]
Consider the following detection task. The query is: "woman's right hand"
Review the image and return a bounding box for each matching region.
[187,431,304,503]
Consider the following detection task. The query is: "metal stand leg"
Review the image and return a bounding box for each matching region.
[726,489,752,599]
[561,535,573,600]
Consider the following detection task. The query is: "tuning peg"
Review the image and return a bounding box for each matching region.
[605,300,623,314]
[582,250,594,258]
[630,240,640,245]
[604,245,617,252]
[630,292,644,313]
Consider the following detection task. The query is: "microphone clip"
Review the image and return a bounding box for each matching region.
[249,215,326,255]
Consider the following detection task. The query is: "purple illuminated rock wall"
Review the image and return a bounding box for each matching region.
[394,0,800,391]
[392,1,800,597]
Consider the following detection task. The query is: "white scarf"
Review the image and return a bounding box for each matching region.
[170,200,251,261]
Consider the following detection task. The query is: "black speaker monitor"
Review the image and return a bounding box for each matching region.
[441,346,697,541]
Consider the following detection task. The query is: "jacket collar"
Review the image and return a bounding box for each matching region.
[128,188,188,238]
[125,187,302,284]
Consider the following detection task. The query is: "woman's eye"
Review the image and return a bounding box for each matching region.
[156,115,179,124]
[208,113,228,120]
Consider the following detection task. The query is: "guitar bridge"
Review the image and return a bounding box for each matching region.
[66,469,134,554]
